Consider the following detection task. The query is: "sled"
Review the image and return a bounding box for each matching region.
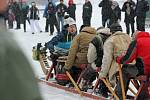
[38,51,114,99]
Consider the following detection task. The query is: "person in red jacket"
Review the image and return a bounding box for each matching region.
[115,31,150,99]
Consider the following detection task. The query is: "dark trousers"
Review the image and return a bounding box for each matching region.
[125,22,135,36]
[50,22,60,35]
[136,16,146,31]
[83,17,91,26]
[45,19,49,32]
[15,16,21,29]
[102,15,109,27]
[45,19,60,34]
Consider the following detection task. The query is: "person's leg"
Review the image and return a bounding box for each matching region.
[136,16,140,31]
[102,15,107,27]
[16,16,21,29]
[115,64,139,99]
[23,19,26,32]
[30,20,35,34]
[140,17,146,31]
[60,17,64,31]
[131,22,135,36]
[34,20,42,33]
[45,18,49,32]
[125,22,130,35]
[50,23,54,35]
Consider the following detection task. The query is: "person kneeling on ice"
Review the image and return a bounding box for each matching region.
[62,25,97,84]
[98,23,131,98]
[115,31,150,99]
[79,27,111,94]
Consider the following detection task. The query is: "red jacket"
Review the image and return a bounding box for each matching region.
[117,32,150,74]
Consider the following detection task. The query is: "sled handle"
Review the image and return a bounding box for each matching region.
[118,64,126,100]
[101,78,119,100]
[66,71,83,96]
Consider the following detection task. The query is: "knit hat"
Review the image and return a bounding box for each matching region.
[97,27,111,35]
[109,23,122,33]
[64,17,76,26]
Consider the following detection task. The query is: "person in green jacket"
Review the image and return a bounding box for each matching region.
[0,1,43,100]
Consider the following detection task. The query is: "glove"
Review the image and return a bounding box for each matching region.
[61,67,70,74]
[116,56,122,63]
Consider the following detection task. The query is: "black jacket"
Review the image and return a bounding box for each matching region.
[56,3,67,17]
[29,7,39,20]
[136,0,149,17]
[99,0,112,17]
[122,1,136,23]
[82,1,92,18]
[67,4,76,20]
[109,5,121,25]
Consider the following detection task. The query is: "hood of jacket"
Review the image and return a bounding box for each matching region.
[81,27,96,35]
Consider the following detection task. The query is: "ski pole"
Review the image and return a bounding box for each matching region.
[66,71,83,96]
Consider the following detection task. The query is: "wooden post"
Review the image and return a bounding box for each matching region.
[66,71,83,96]
[118,64,126,100]
[101,78,119,100]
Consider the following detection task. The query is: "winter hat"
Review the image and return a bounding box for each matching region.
[109,23,122,33]
[96,27,111,35]
[68,0,73,6]
[64,16,76,26]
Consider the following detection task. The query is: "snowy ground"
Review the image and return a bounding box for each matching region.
[10,0,150,99]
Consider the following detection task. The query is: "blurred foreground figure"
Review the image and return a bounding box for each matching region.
[0,1,43,100]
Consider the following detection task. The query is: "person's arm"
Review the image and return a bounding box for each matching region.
[117,40,138,64]
[64,35,79,70]
[43,5,48,17]
[121,3,126,12]
[87,43,97,63]
[99,41,114,78]
[98,0,103,7]
[47,33,64,53]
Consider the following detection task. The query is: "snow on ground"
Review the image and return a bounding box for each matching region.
[10,0,149,99]
[39,82,90,100]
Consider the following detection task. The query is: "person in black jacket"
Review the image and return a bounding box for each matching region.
[82,0,92,26]
[43,2,59,35]
[99,0,112,27]
[109,1,121,27]
[12,1,21,29]
[135,0,149,31]
[56,0,67,32]
[122,0,136,35]
[21,2,29,32]
[67,0,76,20]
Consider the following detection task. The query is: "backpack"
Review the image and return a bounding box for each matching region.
[32,43,42,61]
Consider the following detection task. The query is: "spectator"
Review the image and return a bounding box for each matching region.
[56,0,67,31]
[135,0,149,31]
[99,0,112,27]
[82,0,92,26]
[29,2,42,34]
[43,1,59,35]
[122,0,136,35]
[67,0,76,20]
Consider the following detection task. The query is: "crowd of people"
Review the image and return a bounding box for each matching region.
[1,0,150,99]
[1,0,150,36]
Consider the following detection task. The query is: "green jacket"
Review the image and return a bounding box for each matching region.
[0,23,43,100]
